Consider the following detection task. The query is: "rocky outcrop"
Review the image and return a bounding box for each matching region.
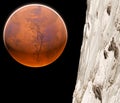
[72,0,120,103]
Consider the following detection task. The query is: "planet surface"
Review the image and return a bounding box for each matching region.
[3,4,67,67]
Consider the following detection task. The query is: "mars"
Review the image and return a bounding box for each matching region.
[3,4,67,67]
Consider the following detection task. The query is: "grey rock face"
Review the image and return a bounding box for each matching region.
[73,0,120,103]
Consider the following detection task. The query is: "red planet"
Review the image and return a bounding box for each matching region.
[3,4,67,67]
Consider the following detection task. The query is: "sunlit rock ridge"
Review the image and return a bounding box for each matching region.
[73,0,120,103]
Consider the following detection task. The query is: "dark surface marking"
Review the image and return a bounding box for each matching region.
[107,6,111,15]
[108,37,119,59]
[35,30,44,62]
[116,26,120,32]
[96,11,98,18]
[92,85,102,103]
[31,6,42,15]
[114,47,119,59]
[87,22,90,30]
[104,50,108,59]
[5,21,20,38]
[26,17,44,62]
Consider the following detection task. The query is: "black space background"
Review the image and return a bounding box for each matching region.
[0,0,86,102]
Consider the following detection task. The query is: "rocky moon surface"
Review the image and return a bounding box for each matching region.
[73,0,120,103]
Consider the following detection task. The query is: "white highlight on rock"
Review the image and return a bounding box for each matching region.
[72,0,120,103]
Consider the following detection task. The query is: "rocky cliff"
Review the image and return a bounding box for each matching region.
[73,0,120,103]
